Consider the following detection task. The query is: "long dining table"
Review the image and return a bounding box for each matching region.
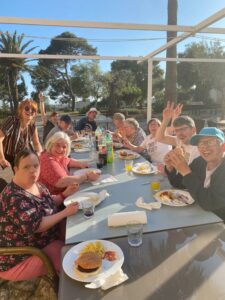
[59,147,224,300]
[65,149,221,244]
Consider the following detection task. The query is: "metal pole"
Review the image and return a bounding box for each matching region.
[147,59,153,122]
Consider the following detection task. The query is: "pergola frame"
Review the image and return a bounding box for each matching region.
[0,7,225,120]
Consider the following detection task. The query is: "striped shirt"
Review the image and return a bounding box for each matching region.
[0,116,36,158]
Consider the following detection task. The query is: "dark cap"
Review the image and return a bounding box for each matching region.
[60,115,72,124]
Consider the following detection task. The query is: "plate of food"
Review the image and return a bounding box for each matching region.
[72,168,101,176]
[72,136,89,142]
[117,150,140,160]
[154,189,194,206]
[62,240,124,282]
[64,190,109,208]
[132,162,156,175]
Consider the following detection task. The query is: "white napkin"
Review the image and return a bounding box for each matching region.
[85,268,128,290]
[92,174,118,186]
[136,197,161,211]
[108,211,147,227]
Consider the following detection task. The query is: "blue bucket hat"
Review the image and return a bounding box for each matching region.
[190,127,225,145]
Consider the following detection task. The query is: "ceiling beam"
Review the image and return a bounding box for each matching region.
[140,8,225,61]
[0,16,225,34]
[0,53,142,61]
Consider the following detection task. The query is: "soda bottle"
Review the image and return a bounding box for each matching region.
[105,132,114,163]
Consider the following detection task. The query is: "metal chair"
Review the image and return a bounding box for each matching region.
[0,246,58,292]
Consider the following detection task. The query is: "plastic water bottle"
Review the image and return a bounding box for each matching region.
[105,132,114,163]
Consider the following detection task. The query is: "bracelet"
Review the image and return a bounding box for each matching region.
[60,192,66,200]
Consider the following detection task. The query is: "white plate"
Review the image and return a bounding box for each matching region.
[132,163,156,175]
[73,148,90,153]
[62,240,124,282]
[116,150,140,160]
[72,168,101,176]
[64,192,100,208]
[154,189,195,207]
[73,136,89,142]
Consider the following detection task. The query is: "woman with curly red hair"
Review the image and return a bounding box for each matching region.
[0,99,42,168]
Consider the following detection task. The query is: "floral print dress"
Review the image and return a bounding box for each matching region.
[0,181,58,271]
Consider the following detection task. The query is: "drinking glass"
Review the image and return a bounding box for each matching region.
[151,181,161,193]
[127,222,143,247]
[125,160,133,174]
[82,201,95,219]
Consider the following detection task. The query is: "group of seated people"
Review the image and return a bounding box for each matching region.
[0,97,225,283]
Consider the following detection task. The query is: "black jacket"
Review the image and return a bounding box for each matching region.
[166,156,225,221]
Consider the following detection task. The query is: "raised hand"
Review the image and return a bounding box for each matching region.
[162,101,175,121]
[172,103,183,120]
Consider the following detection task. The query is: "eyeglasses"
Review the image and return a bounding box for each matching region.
[198,139,219,148]
[24,106,36,114]
[174,126,190,134]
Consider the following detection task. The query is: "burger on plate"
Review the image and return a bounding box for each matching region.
[75,251,102,277]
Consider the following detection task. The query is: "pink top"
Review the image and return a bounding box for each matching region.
[39,151,71,194]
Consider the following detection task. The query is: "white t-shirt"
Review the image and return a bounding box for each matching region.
[175,137,199,164]
[141,135,172,163]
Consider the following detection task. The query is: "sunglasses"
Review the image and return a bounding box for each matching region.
[24,106,36,114]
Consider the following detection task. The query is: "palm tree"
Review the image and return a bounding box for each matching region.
[0,31,36,112]
[165,0,178,103]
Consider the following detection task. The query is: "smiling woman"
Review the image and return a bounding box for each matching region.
[0,99,42,169]
[39,131,100,196]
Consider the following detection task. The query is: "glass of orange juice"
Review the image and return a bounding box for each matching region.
[125,160,133,174]
[151,181,160,193]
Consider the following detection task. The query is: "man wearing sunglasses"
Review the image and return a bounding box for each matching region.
[164,127,225,221]
[156,102,199,164]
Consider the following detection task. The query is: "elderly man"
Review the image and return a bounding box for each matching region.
[165,127,225,220]
[75,107,98,132]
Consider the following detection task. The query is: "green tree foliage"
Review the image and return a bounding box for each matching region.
[99,69,142,113]
[0,31,35,112]
[31,32,97,110]
[177,41,225,113]
[109,60,164,109]
[71,62,103,104]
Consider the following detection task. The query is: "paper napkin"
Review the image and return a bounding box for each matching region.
[92,174,118,186]
[108,210,147,227]
[136,197,161,211]
[85,268,128,290]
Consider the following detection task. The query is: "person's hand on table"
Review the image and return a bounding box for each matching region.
[63,183,80,197]
[86,170,100,181]
[167,150,191,176]
[63,202,79,217]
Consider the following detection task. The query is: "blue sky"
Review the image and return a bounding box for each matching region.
[0,0,225,93]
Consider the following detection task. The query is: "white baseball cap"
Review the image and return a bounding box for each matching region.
[87,107,98,115]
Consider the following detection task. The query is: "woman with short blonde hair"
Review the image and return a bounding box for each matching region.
[39,132,100,195]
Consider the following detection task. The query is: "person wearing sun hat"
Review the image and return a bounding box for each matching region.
[164,127,225,220]
[75,107,98,132]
